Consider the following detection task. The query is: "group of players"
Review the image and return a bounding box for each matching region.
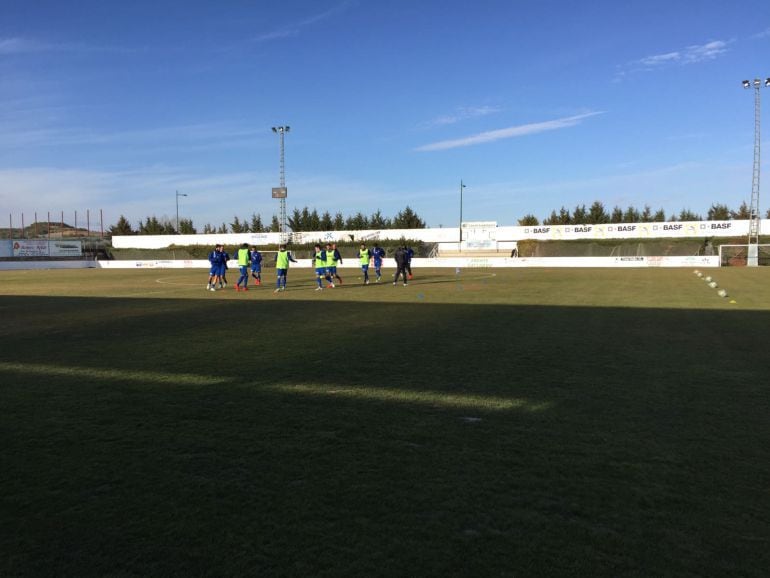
[206,242,414,293]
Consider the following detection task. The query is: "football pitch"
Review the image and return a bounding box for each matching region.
[1,267,769,576]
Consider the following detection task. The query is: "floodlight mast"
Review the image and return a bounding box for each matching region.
[271,126,290,243]
[742,79,770,250]
[175,190,187,233]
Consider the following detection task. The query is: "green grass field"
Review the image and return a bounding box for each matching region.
[2,266,769,576]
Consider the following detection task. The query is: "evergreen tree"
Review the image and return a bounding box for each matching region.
[610,206,624,223]
[346,212,369,230]
[588,201,609,224]
[572,204,588,224]
[300,206,312,230]
[139,216,165,235]
[518,214,539,226]
[320,211,334,231]
[557,206,571,225]
[250,213,263,232]
[288,208,303,231]
[270,215,281,232]
[653,208,666,222]
[308,209,321,231]
[732,201,751,220]
[369,209,390,229]
[332,212,345,230]
[392,205,426,229]
[230,216,244,233]
[217,223,228,234]
[707,204,732,220]
[178,219,196,234]
[677,209,702,221]
[108,215,135,236]
[542,210,559,226]
[622,206,640,223]
[203,223,214,234]
[640,205,653,222]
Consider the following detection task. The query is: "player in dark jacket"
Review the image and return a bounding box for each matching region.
[393,246,409,286]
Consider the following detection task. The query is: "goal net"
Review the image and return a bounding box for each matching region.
[718,244,770,267]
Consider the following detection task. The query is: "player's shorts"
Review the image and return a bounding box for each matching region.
[217,265,227,276]
[360,264,369,271]
[276,268,287,276]
[209,266,219,276]
[328,266,337,275]
[239,265,248,276]
[251,265,261,273]
[315,267,326,276]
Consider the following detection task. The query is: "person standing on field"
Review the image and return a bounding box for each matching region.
[274,244,298,293]
[313,243,331,291]
[373,245,385,282]
[393,246,408,286]
[250,246,263,285]
[235,243,250,291]
[206,244,224,291]
[324,243,337,288]
[405,246,415,280]
[330,243,344,285]
[359,243,373,284]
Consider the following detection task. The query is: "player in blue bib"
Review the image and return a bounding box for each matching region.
[249,246,263,286]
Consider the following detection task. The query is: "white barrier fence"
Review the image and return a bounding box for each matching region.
[110,219,769,250]
[16,255,714,271]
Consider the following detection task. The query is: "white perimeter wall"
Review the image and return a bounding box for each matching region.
[110,219,769,249]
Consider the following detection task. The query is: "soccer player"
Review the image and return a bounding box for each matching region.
[235,243,250,291]
[324,243,337,288]
[274,244,298,292]
[393,246,408,286]
[206,244,224,291]
[359,243,373,284]
[405,246,415,280]
[330,243,344,285]
[372,245,385,282]
[249,246,263,285]
[219,247,231,288]
[313,244,330,291]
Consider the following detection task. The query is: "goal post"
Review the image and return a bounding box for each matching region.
[718,244,770,267]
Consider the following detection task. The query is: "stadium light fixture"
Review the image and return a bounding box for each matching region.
[765,78,770,87]
[743,80,751,88]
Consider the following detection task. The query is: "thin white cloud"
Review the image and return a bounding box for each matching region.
[751,27,770,39]
[682,40,729,63]
[0,36,136,56]
[421,105,502,128]
[616,39,730,81]
[0,121,263,151]
[0,37,48,55]
[252,1,354,43]
[414,112,603,152]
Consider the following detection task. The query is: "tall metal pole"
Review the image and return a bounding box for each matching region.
[459,180,466,250]
[272,126,290,244]
[175,190,187,233]
[743,78,770,265]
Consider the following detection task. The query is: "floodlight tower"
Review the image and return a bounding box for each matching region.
[175,190,187,233]
[742,78,770,256]
[271,126,290,243]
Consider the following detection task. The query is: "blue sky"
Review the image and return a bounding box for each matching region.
[1,0,769,230]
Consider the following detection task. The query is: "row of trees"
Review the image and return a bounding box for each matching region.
[520,201,759,227]
[109,206,426,236]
